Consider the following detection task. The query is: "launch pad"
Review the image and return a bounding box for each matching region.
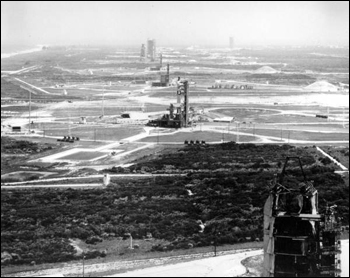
[148,79,192,128]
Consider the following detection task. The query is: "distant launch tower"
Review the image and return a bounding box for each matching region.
[229,36,234,49]
[147,39,156,61]
[140,44,146,59]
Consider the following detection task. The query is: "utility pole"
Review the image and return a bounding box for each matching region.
[68,114,71,137]
[125,233,133,249]
[214,224,217,257]
[28,89,32,133]
[82,254,86,277]
[212,224,220,257]
[157,128,159,144]
[129,234,133,249]
[102,84,105,117]
[288,130,290,143]
[327,107,330,122]
[280,128,283,141]
[184,81,189,128]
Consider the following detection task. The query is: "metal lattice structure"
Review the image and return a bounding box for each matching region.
[148,78,191,128]
[263,157,341,277]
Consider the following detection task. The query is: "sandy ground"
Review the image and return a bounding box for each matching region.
[132,93,349,109]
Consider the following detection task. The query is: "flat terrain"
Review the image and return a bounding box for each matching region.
[1,45,349,275]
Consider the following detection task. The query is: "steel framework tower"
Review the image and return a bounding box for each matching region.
[263,157,342,277]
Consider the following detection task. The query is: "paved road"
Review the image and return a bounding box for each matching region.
[106,240,349,277]
[106,250,263,277]
[16,249,260,277]
[1,65,39,75]
[317,146,348,170]
[14,78,55,95]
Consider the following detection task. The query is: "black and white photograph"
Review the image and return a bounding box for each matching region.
[1,1,349,277]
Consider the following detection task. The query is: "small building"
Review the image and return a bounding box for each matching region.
[150,66,161,71]
[79,117,87,124]
[12,126,21,132]
[117,112,149,125]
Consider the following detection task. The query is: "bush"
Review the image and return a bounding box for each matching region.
[1,143,348,265]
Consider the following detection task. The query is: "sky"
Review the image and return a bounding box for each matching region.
[1,1,349,47]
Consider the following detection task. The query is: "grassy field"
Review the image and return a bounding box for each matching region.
[138,128,348,144]
[13,136,106,148]
[149,90,314,98]
[249,114,332,124]
[139,131,256,143]
[214,108,279,118]
[245,128,349,141]
[204,104,349,113]
[42,125,145,141]
[60,151,107,161]
[50,103,145,118]
[1,105,40,113]
[207,108,339,124]
[208,125,348,142]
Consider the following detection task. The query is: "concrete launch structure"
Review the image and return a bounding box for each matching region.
[140,39,158,62]
[148,77,191,128]
[152,63,170,87]
[147,39,156,61]
[263,157,341,277]
[140,44,146,59]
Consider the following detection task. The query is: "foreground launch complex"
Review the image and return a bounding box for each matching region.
[263,157,342,277]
